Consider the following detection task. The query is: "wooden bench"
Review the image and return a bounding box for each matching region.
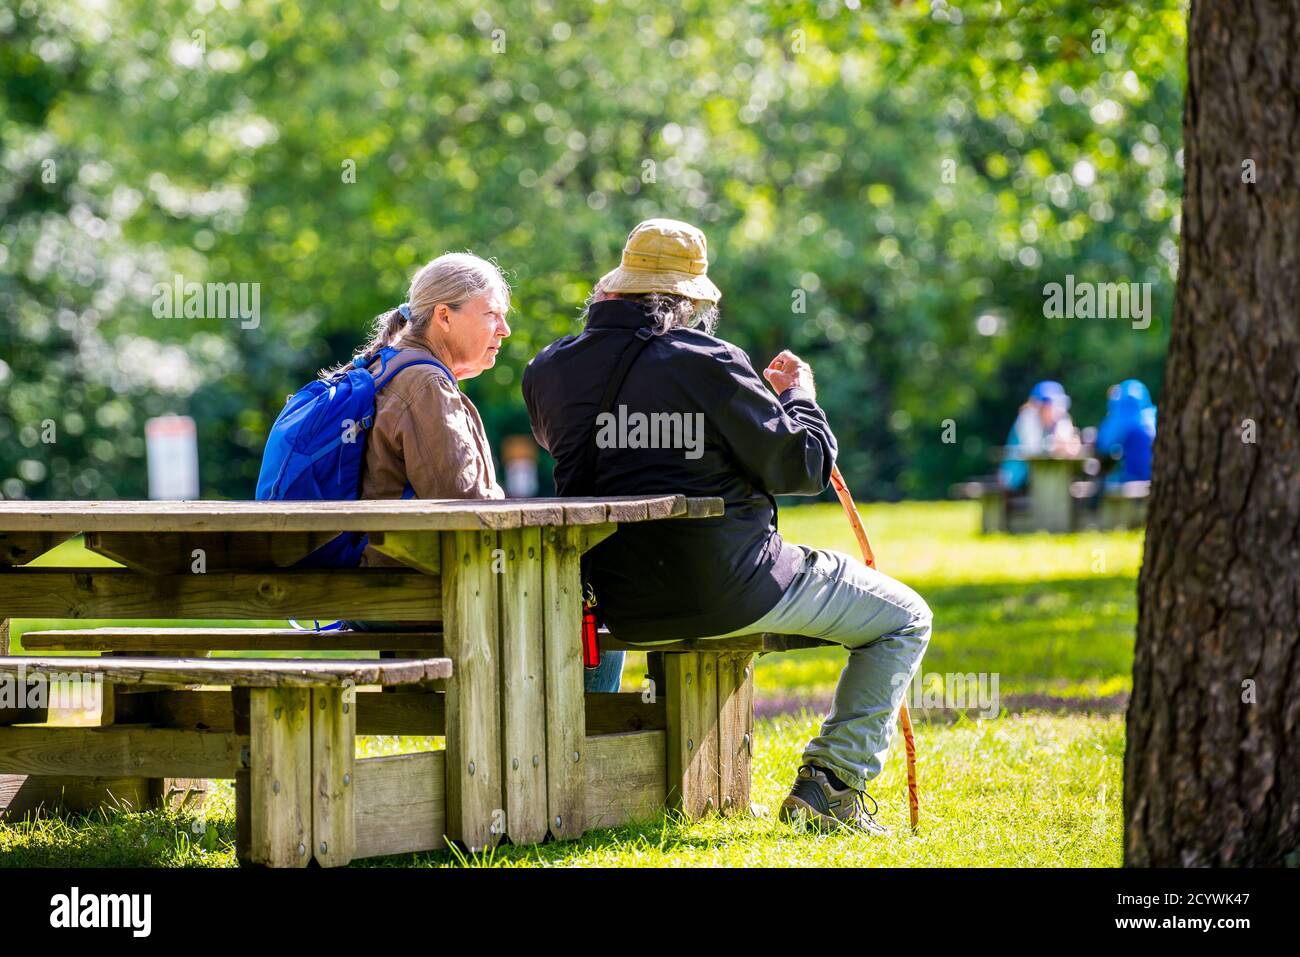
[19,626,833,656]
[952,480,1012,534]
[0,655,449,867]
[17,625,836,827]
[1100,480,1150,530]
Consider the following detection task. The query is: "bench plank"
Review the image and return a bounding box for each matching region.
[351,733,667,861]
[583,692,667,734]
[585,731,666,830]
[0,656,451,688]
[598,632,835,653]
[0,726,245,778]
[131,689,658,738]
[353,752,446,859]
[20,627,440,653]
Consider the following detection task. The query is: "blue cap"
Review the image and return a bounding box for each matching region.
[1029,380,1070,409]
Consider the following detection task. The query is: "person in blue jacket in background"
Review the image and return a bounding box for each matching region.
[1095,378,1157,484]
[998,380,1081,491]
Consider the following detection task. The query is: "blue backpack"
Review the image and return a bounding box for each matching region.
[255,346,454,568]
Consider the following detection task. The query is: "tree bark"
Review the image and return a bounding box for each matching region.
[1125,0,1300,866]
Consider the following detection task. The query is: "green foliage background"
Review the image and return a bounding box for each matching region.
[0,0,1186,500]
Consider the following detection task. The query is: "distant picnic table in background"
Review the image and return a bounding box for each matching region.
[952,446,1149,534]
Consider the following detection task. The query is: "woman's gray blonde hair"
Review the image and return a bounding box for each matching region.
[325,252,510,377]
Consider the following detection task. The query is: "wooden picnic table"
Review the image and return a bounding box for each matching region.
[957,448,1088,534]
[0,495,732,862]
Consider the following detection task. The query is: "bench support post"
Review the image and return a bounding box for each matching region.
[311,686,356,867]
[979,489,1008,534]
[717,653,755,815]
[663,651,720,818]
[240,687,312,867]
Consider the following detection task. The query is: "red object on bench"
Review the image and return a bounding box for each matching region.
[581,603,600,668]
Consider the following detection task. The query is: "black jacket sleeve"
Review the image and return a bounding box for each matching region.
[709,346,838,495]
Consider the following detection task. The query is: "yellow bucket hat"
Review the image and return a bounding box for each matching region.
[595,218,722,304]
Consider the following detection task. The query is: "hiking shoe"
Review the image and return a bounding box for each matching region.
[779,765,890,835]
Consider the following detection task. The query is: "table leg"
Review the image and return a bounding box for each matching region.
[542,526,586,840]
[1027,460,1075,532]
[441,530,504,852]
[498,527,548,845]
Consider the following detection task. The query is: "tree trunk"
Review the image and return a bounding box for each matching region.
[1125,0,1300,866]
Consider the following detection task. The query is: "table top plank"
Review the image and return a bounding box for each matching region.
[0,495,721,533]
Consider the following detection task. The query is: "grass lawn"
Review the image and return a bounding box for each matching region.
[1,501,1140,867]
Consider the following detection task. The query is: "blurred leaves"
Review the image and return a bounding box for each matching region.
[0,0,1186,499]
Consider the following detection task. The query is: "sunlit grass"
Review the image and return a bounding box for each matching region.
[0,711,1122,868]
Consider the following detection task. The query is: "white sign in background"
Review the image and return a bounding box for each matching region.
[145,415,199,500]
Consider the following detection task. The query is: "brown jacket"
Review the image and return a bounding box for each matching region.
[359,336,503,564]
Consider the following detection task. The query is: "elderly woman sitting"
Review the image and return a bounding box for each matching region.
[337,252,624,692]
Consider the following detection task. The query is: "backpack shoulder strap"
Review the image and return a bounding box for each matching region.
[573,327,655,495]
[371,347,456,392]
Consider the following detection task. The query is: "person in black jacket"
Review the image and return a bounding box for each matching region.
[523,218,932,833]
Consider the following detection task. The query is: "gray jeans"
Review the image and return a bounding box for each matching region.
[698,546,932,792]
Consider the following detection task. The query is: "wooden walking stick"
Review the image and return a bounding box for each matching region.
[829,464,920,831]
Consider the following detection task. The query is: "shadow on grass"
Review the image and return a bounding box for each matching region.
[355,808,772,868]
[0,804,236,867]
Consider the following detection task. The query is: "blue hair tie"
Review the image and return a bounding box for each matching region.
[398,302,412,323]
